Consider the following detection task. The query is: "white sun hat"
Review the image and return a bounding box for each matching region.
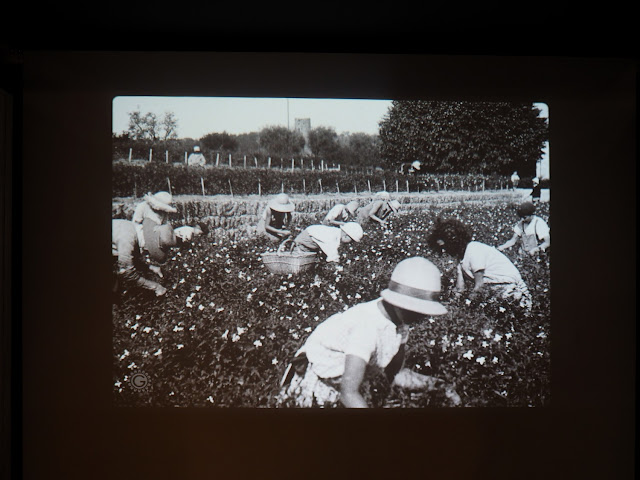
[340,222,364,242]
[144,191,178,213]
[381,257,447,315]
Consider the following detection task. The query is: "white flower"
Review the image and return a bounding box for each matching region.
[221,329,229,339]
[195,285,201,291]
[153,348,162,356]
[465,299,472,305]
[505,332,512,339]
[499,306,506,313]
[177,344,184,349]
[119,350,130,360]
[253,340,263,348]
[135,315,142,320]
[476,356,486,365]
[483,328,493,338]
[207,396,214,403]
[231,334,241,342]
[198,305,204,311]
[143,327,152,334]
[492,357,499,364]
[237,327,246,335]
[114,381,122,388]
[493,333,503,342]
[537,331,547,338]
[462,350,474,360]
[272,358,279,365]
[127,362,137,369]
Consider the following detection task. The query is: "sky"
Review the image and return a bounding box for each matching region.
[112,97,549,178]
[112,96,394,138]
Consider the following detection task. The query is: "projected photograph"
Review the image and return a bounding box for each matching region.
[111,96,551,408]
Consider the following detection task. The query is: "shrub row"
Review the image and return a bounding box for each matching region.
[113,162,516,197]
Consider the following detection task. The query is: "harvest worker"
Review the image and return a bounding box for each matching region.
[187,145,206,166]
[511,171,520,190]
[132,191,177,276]
[497,201,550,256]
[112,218,177,297]
[322,200,360,226]
[292,222,363,263]
[258,193,295,243]
[132,191,177,226]
[277,257,461,408]
[174,223,209,245]
[427,218,532,311]
[530,177,542,204]
[357,198,400,227]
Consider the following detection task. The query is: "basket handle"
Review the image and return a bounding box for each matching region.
[277,237,293,255]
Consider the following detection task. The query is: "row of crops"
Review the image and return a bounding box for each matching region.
[112,162,518,198]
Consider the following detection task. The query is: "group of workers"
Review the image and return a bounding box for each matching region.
[258,191,401,263]
[112,185,550,409]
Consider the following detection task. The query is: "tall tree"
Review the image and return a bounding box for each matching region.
[127,109,179,142]
[308,126,340,162]
[199,131,238,151]
[258,126,305,158]
[379,101,549,175]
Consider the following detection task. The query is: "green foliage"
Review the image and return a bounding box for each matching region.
[113,202,551,408]
[258,126,306,157]
[379,101,549,175]
[112,163,514,197]
[199,131,238,152]
[308,126,340,160]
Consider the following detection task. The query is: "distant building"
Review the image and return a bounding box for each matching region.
[294,118,312,155]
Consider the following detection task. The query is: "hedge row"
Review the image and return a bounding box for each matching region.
[113,162,520,198]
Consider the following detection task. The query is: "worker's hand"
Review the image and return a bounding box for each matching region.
[154,284,167,296]
[150,265,163,278]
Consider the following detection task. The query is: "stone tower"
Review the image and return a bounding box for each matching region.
[294,118,312,155]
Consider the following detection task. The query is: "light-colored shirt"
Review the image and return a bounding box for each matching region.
[294,225,342,262]
[514,216,550,241]
[322,204,349,225]
[187,152,206,166]
[462,241,523,285]
[132,201,166,225]
[299,299,403,379]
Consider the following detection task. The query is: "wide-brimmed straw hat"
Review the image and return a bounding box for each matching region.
[340,222,364,242]
[144,191,178,214]
[516,201,535,217]
[381,257,447,315]
[532,177,540,185]
[388,200,401,213]
[142,218,177,263]
[375,191,390,200]
[268,193,295,213]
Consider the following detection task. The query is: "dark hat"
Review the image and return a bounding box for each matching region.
[517,201,536,217]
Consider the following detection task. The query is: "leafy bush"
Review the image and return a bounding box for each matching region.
[113,201,551,408]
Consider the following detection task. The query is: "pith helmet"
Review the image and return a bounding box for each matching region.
[381,257,447,315]
[340,222,364,242]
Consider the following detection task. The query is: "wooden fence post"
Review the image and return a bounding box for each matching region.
[319,178,323,194]
[165,150,168,163]
[396,179,399,193]
[268,157,271,169]
[303,178,306,193]
[228,179,233,196]
[280,158,283,170]
[201,177,205,196]
[311,159,314,171]
[367,180,371,193]
[244,155,247,168]
[185,152,187,164]
[301,158,304,169]
[354,183,357,194]
[216,153,220,166]
[133,181,137,198]
[167,177,172,193]
[229,154,232,168]
[406,180,409,193]
[321,159,324,171]
[291,158,294,172]
[281,181,284,193]
[383,179,386,192]
[254,157,258,168]
[258,181,261,196]
[128,148,132,162]
[336,181,340,194]
[149,149,153,162]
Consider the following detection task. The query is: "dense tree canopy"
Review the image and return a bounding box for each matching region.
[308,126,340,161]
[378,101,549,175]
[258,126,306,157]
[127,110,179,141]
[199,131,238,152]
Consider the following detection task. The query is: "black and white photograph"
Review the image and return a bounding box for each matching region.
[111,96,552,408]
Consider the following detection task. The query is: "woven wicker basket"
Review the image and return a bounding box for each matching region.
[261,239,318,275]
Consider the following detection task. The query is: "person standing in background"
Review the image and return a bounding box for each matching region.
[511,171,520,190]
[187,145,206,166]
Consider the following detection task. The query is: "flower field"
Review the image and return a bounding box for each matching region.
[113,199,551,408]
